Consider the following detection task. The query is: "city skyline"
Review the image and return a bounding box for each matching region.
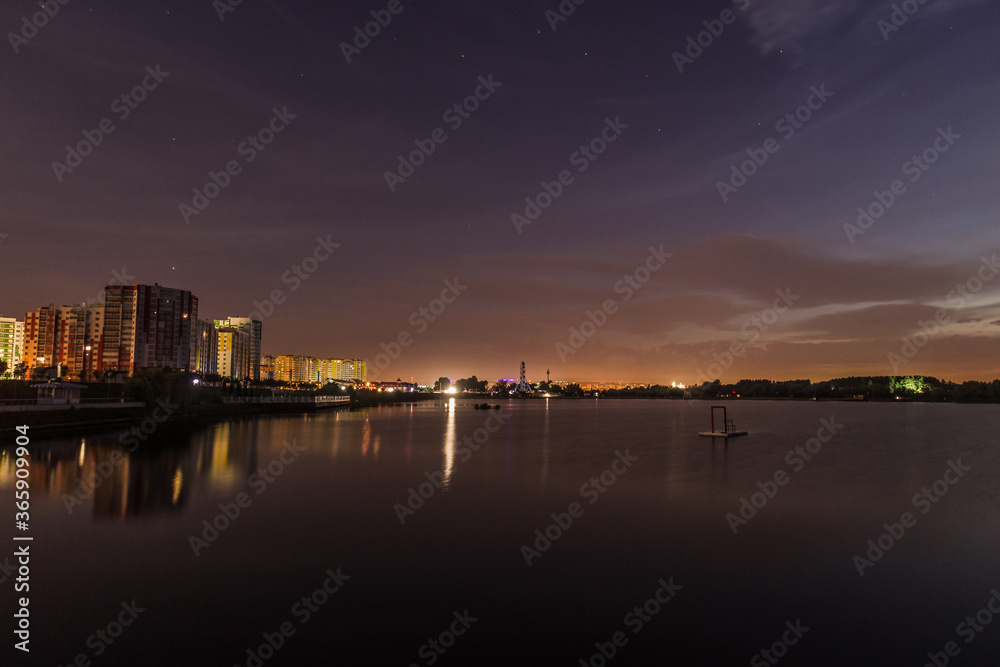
[4,262,999,386]
[2,2,999,384]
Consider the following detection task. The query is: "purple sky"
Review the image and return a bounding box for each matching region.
[2,0,999,384]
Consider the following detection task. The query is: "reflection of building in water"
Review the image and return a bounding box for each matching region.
[190,421,259,489]
[91,449,191,518]
[0,437,195,519]
[0,441,88,497]
[360,417,381,460]
[330,409,370,422]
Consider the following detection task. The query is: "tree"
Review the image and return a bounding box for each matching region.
[455,376,488,393]
[890,375,926,395]
[318,381,345,395]
[0,360,7,378]
[13,363,27,380]
[696,379,721,398]
[125,369,198,407]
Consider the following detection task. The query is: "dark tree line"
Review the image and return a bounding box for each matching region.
[686,376,1000,402]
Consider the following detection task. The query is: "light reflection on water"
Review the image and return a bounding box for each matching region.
[442,397,456,488]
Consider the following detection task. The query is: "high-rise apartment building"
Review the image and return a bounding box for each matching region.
[274,355,312,383]
[260,355,275,381]
[101,284,198,374]
[193,319,218,376]
[313,358,332,384]
[213,317,262,380]
[267,356,365,383]
[21,304,104,379]
[84,306,104,378]
[14,320,24,372]
[339,359,366,382]
[216,326,251,379]
[0,317,24,378]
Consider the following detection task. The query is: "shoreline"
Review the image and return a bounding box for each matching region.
[5,392,996,442]
[0,400,351,439]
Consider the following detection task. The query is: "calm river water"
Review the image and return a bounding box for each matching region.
[2,399,999,665]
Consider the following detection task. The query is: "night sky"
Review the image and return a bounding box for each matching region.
[3,0,999,384]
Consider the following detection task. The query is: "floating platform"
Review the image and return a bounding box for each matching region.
[698,406,748,438]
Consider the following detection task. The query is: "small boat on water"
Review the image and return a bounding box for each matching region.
[698,405,748,438]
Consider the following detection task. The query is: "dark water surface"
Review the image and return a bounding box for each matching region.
[2,399,999,665]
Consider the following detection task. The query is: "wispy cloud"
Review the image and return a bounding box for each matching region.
[740,0,990,56]
[740,0,861,56]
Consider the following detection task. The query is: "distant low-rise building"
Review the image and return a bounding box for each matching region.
[366,379,417,392]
